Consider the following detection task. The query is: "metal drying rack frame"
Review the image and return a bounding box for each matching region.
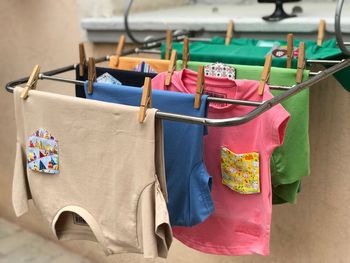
[5,0,350,127]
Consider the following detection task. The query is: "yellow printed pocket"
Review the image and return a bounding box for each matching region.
[220,147,260,194]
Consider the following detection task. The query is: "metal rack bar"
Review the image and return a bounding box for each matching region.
[5,41,164,93]
[6,45,305,93]
[155,58,350,126]
[38,74,264,107]
[136,49,162,55]
[6,58,350,127]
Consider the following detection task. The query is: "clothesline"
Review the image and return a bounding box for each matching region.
[135,47,345,67]
[5,58,350,126]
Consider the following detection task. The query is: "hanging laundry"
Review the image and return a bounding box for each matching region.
[152,69,290,256]
[12,87,171,258]
[178,62,310,204]
[75,66,156,98]
[210,36,336,48]
[84,82,214,227]
[163,39,350,92]
[109,56,170,73]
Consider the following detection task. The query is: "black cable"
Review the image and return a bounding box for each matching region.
[335,0,350,56]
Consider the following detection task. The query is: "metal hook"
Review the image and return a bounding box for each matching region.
[123,0,196,45]
[124,0,144,44]
[335,0,350,56]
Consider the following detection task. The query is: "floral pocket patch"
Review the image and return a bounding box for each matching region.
[221,146,260,194]
[27,128,59,174]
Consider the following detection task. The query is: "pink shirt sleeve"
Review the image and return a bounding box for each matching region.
[151,73,167,91]
[262,86,290,154]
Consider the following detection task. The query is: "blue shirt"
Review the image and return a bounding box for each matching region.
[84,82,214,226]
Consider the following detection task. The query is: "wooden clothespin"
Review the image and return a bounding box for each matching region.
[87,57,96,95]
[165,50,177,86]
[194,66,205,109]
[79,43,87,77]
[113,35,126,67]
[296,42,305,84]
[258,54,272,95]
[139,77,152,123]
[317,19,326,46]
[182,37,190,69]
[21,65,40,99]
[286,33,294,68]
[225,20,234,45]
[165,30,173,60]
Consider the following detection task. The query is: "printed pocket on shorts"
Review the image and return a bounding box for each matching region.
[220,146,260,194]
[27,128,59,174]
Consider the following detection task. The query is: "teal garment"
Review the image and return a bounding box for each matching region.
[210,37,337,49]
[162,38,350,91]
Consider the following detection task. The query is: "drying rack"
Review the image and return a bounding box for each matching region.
[5,0,350,127]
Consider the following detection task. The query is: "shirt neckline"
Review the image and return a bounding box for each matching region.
[176,68,239,113]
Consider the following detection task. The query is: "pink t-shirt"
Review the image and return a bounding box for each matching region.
[152,69,290,256]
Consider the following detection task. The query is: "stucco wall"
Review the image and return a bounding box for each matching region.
[77,0,190,18]
[1,1,350,263]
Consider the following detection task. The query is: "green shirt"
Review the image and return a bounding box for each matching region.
[163,39,350,91]
[179,60,310,204]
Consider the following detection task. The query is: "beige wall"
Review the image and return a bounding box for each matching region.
[77,0,190,18]
[1,1,350,263]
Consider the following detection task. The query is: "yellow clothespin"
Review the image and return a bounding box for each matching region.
[225,20,234,46]
[113,35,126,67]
[286,33,294,68]
[165,30,173,60]
[139,77,152,123]
[317,19,326,46]
[258,54,272,95]
[79,43,87,77]
[182,37,190,69]
[165,50,177,86]
[21,65,40,99]
[194,66,205,109]
[296,42,305,84]
[87,57,96,95]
